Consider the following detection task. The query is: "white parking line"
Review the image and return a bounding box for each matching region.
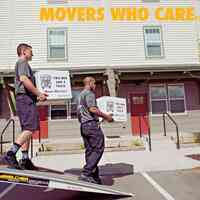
[141,172,175,200]
[0,184,16,199]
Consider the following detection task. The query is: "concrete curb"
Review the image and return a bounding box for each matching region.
[36,146,145,156]
[34,136,145,156]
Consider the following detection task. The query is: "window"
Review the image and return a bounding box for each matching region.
[50,104,70,120]
[168,85,185,113]
[47,28,67,60]
[144,26,164,58]
[151,85,167,114]
[150,84,186,114]
[49,89,82,120]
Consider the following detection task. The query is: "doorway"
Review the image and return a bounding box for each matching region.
[130,93,149,136]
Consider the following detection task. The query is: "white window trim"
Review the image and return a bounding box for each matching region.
[143,26,164,59]
[149,83,188,116]
[47,28,68,61]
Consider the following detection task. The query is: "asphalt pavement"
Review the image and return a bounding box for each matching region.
[32,139,200,200]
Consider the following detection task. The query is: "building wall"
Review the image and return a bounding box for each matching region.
[196,0,200,61]
[185,81,200,111]
[0,0,199,71]
[0,0,12,69]
[196,0,200,39]
[1,1,200,139]
[2,79,200,139]
[150,80,200,134]
[0,87,11,119]
[0,85,2,116]
[118,79,200,135]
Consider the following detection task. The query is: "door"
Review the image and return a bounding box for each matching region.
[130,93,149,136]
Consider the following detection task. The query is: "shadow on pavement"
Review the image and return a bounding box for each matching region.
[64,163,134,186]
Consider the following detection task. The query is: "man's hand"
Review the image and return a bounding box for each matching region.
[37,92,48,102]
[106,114,114,122]
[89,107,114,122]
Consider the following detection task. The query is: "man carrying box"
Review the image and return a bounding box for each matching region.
[3,43,47,170]
[77,77,113,184]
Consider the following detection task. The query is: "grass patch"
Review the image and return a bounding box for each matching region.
[130,138,143,147]
[80,143,85,150]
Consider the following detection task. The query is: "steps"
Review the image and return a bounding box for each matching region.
[48,119,132,139]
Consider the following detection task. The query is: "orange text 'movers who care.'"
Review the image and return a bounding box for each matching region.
[40,7,200,22]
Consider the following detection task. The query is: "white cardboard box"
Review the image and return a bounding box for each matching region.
[35,70,72,100]
[97,96,127,122]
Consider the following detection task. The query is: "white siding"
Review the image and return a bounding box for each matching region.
[196,0,200,39]
[0,0,199,71]
[0,0,11,69]
[109,0,199,67]
[11,0,106,69]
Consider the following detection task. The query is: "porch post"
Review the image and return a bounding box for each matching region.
[106,69,117,97]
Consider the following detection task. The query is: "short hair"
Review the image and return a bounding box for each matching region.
[17,43,32,56]
[83,76,95,86]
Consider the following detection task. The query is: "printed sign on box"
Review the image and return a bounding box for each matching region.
[35,70,72,99]
[97,96,127,122]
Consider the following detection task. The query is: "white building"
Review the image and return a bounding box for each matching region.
[0,0,200,138]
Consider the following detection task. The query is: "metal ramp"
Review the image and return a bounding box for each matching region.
[0,166,134,200]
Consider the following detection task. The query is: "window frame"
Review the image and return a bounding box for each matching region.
[48,88,83,121]
[143,26,164,59]
[168,84,187,114]
[47,28,68,61]
[149,83,187,116]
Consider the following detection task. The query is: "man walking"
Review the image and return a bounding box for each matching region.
[77,77,113,184]
[3,43,47,170]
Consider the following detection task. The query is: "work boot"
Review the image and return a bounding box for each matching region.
[92,175,102,185]
[19,158,38,170]
[92,168,102,185]
[2,151,21,169]
[78,174,98,184]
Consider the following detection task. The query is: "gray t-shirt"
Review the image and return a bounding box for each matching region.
[15,59,37,101]
[77,89,99,124]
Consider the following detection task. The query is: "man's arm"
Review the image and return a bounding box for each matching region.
[20,75,40,96]
[89,106,113,122]
[17,61,47,101]
[20,75,47,101]
[85,92,113,122]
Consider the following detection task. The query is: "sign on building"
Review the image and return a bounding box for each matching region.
[97,96,127,122]
[35,70,72,100]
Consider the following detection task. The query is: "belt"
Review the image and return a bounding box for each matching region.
[16,93,25,96]
[81,120,99,125]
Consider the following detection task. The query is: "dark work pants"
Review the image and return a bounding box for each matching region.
[80,121,105,177]
[16,94,39,131]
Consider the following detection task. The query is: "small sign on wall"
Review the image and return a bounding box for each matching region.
[97,96,127,122]
[35,70,72,100]
[132,96,144,104]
